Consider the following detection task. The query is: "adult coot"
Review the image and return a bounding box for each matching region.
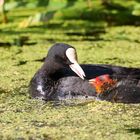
[29,43,140,103]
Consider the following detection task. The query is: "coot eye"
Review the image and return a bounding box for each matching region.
[55,55,69,65]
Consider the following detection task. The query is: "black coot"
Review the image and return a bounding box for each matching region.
[29,43,140,103]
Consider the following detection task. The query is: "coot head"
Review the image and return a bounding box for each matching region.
[45,43,85,79]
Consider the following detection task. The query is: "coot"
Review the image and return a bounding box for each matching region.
[29,43,140,103]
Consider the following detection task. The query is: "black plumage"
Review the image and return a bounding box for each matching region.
[29,43,140,103]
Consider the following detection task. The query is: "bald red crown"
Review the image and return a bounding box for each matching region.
[89,74,117,94]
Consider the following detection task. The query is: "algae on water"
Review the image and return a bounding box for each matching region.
[1,3,140,140]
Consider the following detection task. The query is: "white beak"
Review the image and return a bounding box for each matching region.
[69,62,86,80]
[66,48,86,80]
